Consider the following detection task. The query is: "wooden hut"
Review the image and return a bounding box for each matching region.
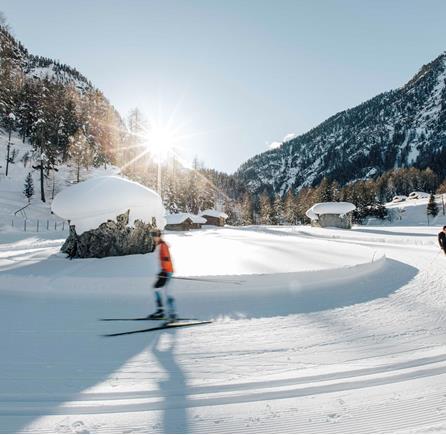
[200,209,228,226]
[165,213,206,231]
[306,202,356,229]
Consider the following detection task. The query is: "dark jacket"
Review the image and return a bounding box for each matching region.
[438,232,446,250]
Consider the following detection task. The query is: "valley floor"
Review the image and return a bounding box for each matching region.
[1,225,446,433]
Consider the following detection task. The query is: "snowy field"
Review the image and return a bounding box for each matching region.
[2,225,446,433]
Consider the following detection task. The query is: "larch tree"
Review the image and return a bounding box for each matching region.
[259,191,273,225]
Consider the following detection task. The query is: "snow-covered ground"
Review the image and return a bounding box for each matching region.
[0,132,118,232]
[2,224,446,433]
[371,196,446,227]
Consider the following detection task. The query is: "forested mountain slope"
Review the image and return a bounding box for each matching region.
[236,52,446,195]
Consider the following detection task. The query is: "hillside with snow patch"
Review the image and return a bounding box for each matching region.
[365,196,446,227]
[0,132,118,231]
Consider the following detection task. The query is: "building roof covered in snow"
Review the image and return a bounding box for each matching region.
[51,175,166,234]
[200,209,228,219]
[392,195,407,203]
[165,213,207,225]
[306,202,356,220]
[408,191,429,199]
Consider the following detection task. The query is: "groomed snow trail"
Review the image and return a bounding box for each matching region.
[1,226,446,433]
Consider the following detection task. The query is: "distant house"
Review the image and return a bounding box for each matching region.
[408,191,429,200]
[165,213,207,231]
[306,202,356,229]
[392,195,407,203]
[200,209,228,226]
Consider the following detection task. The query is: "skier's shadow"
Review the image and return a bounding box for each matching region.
[152,330,189,434]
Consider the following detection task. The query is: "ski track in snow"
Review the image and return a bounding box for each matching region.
[1,225,446,433]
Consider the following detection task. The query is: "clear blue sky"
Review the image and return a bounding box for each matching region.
[1,0,446,172]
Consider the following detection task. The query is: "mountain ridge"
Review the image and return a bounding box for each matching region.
[235,51,446,196]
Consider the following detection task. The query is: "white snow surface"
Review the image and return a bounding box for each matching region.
[166,213,207,225]
[2,224,446,433]
[51,176,166,234]
[306,201,356,220]
[200,209,229,219]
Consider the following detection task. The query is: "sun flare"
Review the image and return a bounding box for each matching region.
[144,123,176,161]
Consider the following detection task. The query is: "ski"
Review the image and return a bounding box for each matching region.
[100,317,196,322]
[103,320,212,337]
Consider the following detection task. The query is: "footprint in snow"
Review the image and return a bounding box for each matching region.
[326,413,342,423]
[54,424,72,434]
[72,421,90,434]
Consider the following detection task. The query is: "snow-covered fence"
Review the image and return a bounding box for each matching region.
[8,218,68,233]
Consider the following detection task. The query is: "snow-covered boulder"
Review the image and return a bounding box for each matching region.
[52,176,165,258]
[52,175,166,234]
[60,210,155,258]
[306,202,356,229]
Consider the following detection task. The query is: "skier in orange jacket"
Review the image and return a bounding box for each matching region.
[148,230,177,320]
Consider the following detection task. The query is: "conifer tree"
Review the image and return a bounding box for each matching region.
[23,172,34,203]
[68,130,89,183]
[427,193,439,223]
[316,177,332,202]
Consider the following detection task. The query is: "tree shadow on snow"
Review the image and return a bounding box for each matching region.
[351,227,433,238]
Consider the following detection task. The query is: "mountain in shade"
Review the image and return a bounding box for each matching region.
[236,52,446,195]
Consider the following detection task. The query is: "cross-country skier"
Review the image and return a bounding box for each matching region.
[147,230,177,320]
[438,226,446,255]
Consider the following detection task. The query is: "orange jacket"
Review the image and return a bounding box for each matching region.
[159,240,173,273]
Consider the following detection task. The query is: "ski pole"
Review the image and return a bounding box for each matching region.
[172,276,243,285]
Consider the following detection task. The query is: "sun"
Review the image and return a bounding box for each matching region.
[145,123,176,161]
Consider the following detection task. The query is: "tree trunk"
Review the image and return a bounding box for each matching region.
[40,162,45,203]
[51,171,56,200]
[5,128,11,176]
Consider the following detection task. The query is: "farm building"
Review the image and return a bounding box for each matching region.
[408,191,429,200]
[200,209,228,226]
[306,202,356,229]
[392,195,407,203]
[165,213,207,231]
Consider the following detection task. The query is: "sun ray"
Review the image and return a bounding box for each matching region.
[118,147,151,173]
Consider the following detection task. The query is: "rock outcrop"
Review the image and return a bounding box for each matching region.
[61,210,156,258]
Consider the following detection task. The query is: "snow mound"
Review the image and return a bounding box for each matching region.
[166,213,207,225]
[306,202,356,220]
[51,176,166,234]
